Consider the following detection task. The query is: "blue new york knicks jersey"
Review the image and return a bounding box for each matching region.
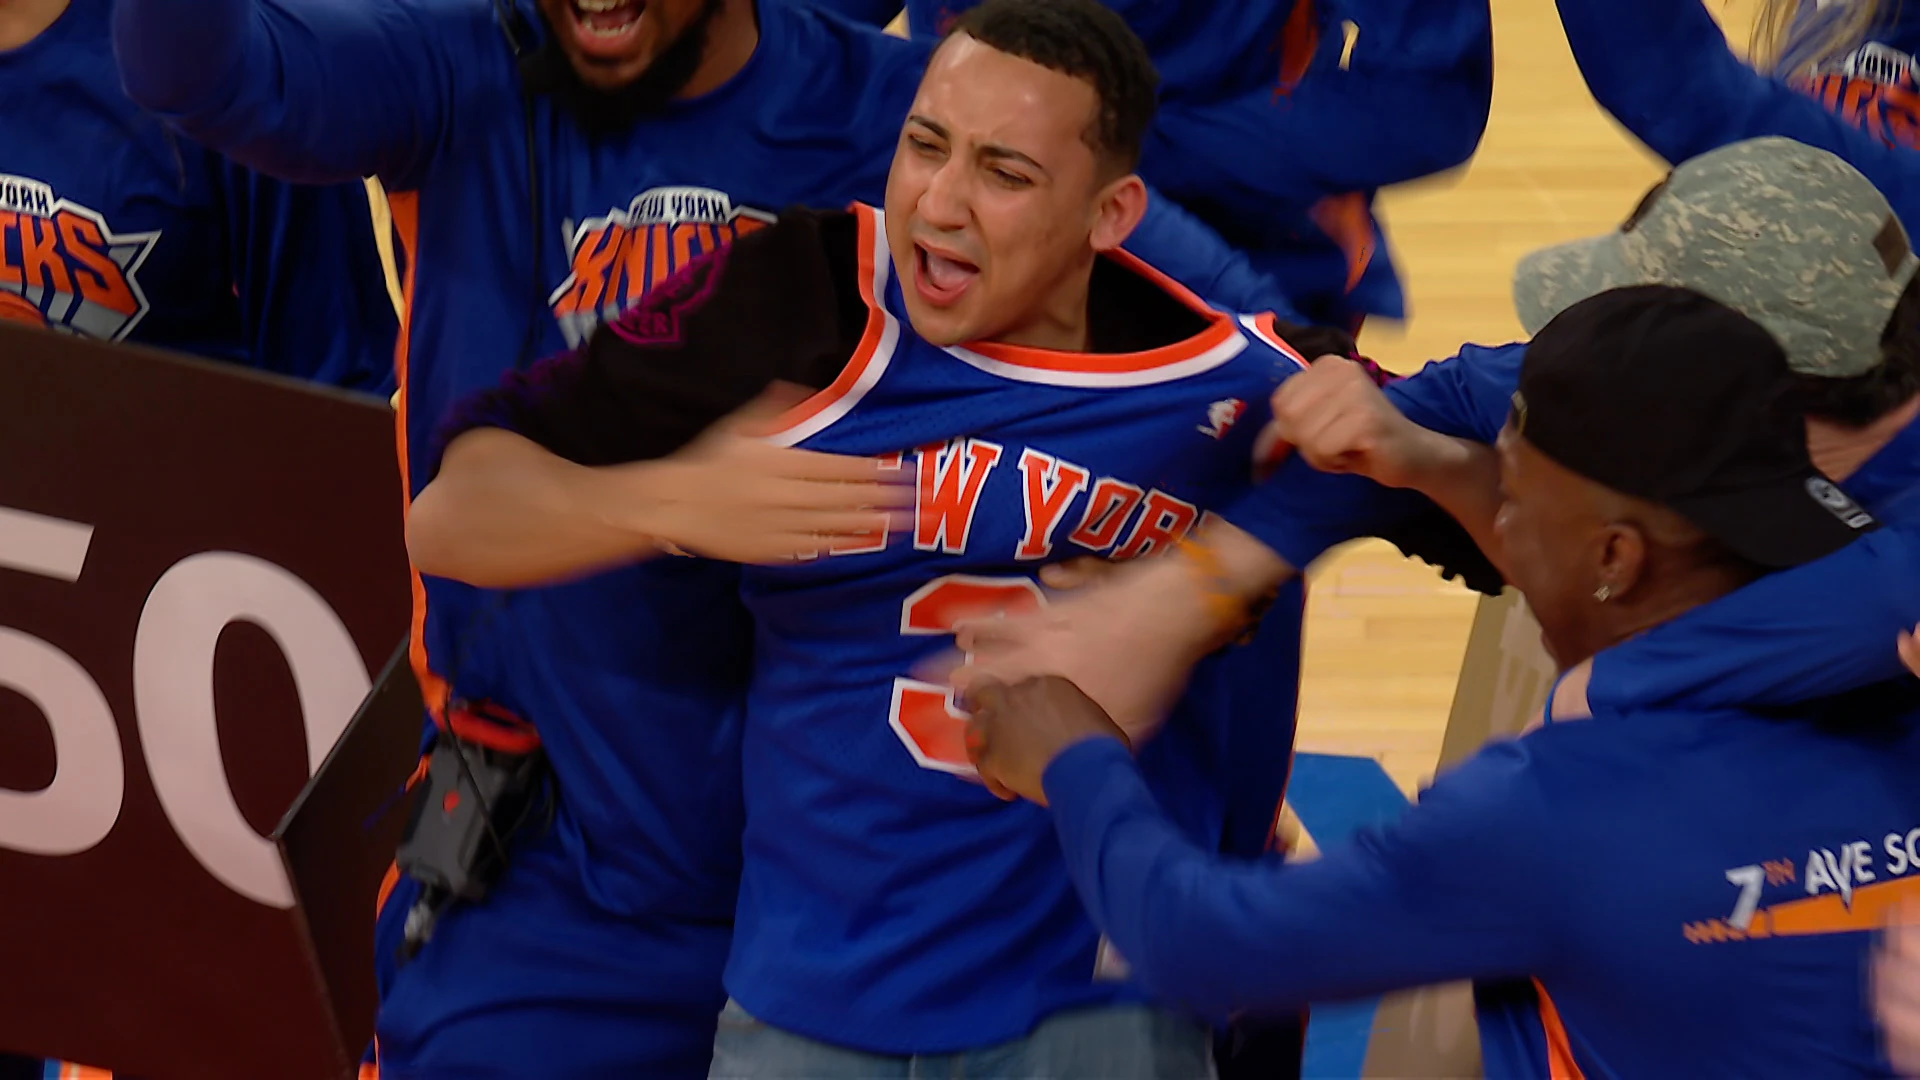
[728,203,1307,1051]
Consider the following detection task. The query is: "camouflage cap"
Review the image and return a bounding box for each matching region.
[1513,137,1918,378]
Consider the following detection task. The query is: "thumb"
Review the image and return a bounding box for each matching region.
[1039,557,1114,591]
[1252,420,1293,474]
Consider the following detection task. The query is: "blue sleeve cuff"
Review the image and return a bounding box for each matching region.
[1043,736,1142,825]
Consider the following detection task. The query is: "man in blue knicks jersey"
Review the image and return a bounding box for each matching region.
[965,285,1917,1079]
[108,0,1305,1075]
[409,2,1369,1074]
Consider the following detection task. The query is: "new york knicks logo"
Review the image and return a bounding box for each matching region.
[1798,43,1920,150]
[0,173,159,341]
[549,186,775,347]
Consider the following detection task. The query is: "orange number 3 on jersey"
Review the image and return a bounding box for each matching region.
[888,574,1047,775]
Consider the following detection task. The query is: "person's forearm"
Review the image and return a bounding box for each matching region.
[1555,0,1920,230]
[1395,434,1510,580]
[407,429,662,589]
[113,0,458,185]
[1042,739,1537,1015]
[1167,517,1300,652]
[1203,515,1297,600]
[1592,525,1920,711]
[1141,0,1491,210]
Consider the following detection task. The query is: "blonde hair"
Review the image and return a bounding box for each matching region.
[1751,0,1896,76]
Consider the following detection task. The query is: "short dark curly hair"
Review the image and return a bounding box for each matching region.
[947,0,1160,174]
[1790,274,1920,428]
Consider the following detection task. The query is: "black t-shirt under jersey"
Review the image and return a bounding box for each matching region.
[426,207,1499,594]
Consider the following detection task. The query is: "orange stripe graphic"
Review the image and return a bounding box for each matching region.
[384,191,451,722]
[1534,979,1586,1079]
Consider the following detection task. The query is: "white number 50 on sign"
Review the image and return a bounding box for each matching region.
[0,506,371,909]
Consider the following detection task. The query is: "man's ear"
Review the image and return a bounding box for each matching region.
[1089,173,1149,255]
[1596,521,1650,602]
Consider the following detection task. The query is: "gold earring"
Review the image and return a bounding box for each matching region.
[1594,584,1612,603]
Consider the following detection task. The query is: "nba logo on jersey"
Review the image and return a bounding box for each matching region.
[1200,398,1247,439]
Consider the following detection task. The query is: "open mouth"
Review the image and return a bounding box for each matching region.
[566,0,646,55]
[914,244,980,307]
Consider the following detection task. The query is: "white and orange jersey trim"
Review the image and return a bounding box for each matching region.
[766,202,1310,431]
[764,202,902,448]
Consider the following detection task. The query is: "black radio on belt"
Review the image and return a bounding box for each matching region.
[394,699,551,961]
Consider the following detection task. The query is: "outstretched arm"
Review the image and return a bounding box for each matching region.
[412,395,907,585]
[1141,0,1493,214]
[113,0,498,187]
[1227,350,1512,584]
[1554,0,1920,228]
[963,677,1553,1017]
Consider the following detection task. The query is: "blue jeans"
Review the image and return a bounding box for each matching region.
[709,999,1215,1079]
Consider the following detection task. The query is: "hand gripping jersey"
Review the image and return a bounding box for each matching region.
[727,205,1309,1051]
[1221,335,1920,721]
[0,0,395,390]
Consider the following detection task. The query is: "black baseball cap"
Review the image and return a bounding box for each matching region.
[1512,284,1878,568]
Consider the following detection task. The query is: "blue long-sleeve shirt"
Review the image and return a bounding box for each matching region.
[1223,338,1920,714]
[1222,340,1518,573]
[1046,691,1920,1077]
[2,0,395,393]
[1538,0,1920,706]
[1556,0,1920,231]
[1586,421,1920,713]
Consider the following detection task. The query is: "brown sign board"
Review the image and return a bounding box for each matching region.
[1357,588,1556,1079]
[0,322,413,1079]
[275,641,427,1070]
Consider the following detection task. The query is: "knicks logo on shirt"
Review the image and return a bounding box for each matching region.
[0,174,158,342]
[1797,43,1920,149]
[549,185,775,348]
